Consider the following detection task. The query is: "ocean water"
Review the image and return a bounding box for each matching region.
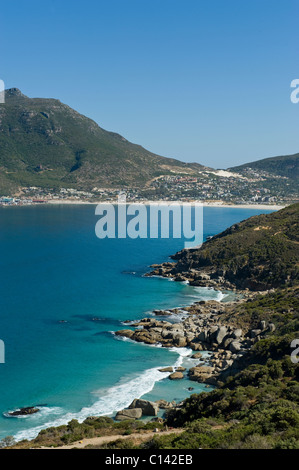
[0,204,273,441]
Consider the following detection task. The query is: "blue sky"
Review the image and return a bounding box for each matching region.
[0,0,298,168]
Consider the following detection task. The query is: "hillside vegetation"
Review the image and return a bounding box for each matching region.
[142,205,299,449]
[0,88,204,192]
[169,203,299,290]
[231,153,299,180]
[1,89,298,201]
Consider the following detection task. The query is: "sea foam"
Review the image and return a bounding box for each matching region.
[13,347,190,442]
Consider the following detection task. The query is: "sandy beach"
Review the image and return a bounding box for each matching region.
[46,199,285,211]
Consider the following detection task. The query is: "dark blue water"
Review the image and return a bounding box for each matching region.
[0,204,272,440]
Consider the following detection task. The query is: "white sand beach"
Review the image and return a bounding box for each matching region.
[46,199,285,211]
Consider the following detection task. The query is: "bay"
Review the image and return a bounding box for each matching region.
[0,204,273,440]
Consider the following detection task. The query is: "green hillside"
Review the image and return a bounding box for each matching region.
[0,88,205,193]
[169,203,299,290]
[143,205,299,449]
[230,153,299,180]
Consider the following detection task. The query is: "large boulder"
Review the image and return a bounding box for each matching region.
[189,342,204,351]
[158,366,173,373]
[169,371,184,380]
[8,406,39,416]
[115,329,134,339]
[155,399,173,409]
[188,365,214,383]
[133,330,158,344]
[215,326,227,345]
[115,408,142,421]
[209,326,219,340]
[129,399,159,416]
[197,330,208,342]
[232,329,243,339]
[173,336,187,347]
[223,337,235,349]
[191,352,202,359]
[229,341,241,353]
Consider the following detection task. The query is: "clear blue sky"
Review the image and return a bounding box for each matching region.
[0,0,298,168]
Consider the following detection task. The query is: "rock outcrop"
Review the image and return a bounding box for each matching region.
[169,371,184,380]
[114,298,275,387]
[115,408,143,421]
[8,407,40,416]
[129,399,159,416]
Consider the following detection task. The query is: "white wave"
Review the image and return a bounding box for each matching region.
[120,319,140,326]
[12,285,229,442]
[3,406,62,420]
[216,291,228,302]
[13,348,187,442]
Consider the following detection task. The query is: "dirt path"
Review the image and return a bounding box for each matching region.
[40,428,184,449]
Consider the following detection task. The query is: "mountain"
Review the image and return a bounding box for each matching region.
[151,203,299,290]
[0,88,206,193]
[230,153,299,180]
[1,88,298,201]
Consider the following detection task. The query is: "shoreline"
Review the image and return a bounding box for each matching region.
[2,205,283,444]
[44,200,286,210]
[9,285,234,443]
[9,283,270,446]
[114,283,269,390]
[1,199,286,211]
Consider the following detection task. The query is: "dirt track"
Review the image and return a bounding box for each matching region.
[40,428,184,449]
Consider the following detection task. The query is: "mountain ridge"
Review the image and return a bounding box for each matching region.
[230,153,299,180]
[0,88,208,193]
[0,88,298,198]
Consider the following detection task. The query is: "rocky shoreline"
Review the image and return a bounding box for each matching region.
[111,242,279,422]
[114,291,276,420]
[146,259,249,291]
[115,292,275,421]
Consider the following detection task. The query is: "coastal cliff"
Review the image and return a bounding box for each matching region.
[115,204,299,386]
[148,203,299,291]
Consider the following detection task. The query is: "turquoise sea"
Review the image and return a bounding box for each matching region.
[0,205,273,441]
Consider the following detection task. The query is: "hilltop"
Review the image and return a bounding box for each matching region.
[230,153,299,180]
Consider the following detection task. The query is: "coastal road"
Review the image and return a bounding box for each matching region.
[40,428,184,449]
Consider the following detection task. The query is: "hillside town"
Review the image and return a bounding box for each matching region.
[0,165,298,207]
[0,167,298,207]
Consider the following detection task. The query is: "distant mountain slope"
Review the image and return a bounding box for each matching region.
[152,203,299,290]
[0,88,206,192]
[230,153,299,180]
